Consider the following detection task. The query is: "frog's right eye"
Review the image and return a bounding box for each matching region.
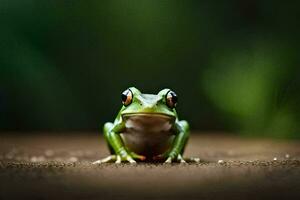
[121,89,133,106]
[166,90,177,109]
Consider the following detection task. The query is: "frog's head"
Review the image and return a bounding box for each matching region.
[119,87,178,121]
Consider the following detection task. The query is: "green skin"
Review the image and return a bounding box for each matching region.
[93,87,190,164]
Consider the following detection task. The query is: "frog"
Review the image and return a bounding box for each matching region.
[93,87,194,164]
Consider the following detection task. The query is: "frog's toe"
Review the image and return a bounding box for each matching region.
[92,160,102,165]
[93,155,117,164]
[113,155,137,164]
[126,156,137,164]
[164,157,173,163]
[115,155,122,164]
[130,152,146,161]
[93,154,140,164]
[177,154,187,164]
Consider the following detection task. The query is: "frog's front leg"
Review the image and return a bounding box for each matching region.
[93,122,145,164]
[164,120,190,163]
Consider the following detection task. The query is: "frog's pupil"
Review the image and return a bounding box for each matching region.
[171,94,178,104]
[121,93,127,102]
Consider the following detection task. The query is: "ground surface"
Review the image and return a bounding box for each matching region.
[0,132,299,200]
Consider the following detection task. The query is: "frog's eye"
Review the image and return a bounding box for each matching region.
[121,89,133,106]
[166,90,177,109]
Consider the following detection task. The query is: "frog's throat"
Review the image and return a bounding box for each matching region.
[122,113,175,121]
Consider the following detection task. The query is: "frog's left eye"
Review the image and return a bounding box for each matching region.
[121,89,133,106]
[166,90,177,108]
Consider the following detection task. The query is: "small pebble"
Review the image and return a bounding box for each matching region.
[68,157,78,162]
[273,157,277,161]
[218,160,224,164]
[285,154,290,159]
[30,156,45,162]
[30,156,38,162]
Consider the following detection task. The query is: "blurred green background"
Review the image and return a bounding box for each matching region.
[0,1,299,138]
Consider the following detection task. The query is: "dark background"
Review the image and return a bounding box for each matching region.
[0,1,299,138]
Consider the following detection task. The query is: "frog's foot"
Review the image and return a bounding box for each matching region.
[93,155,117,164]
[164,154,201,164]
[93,152,146,165]
[92,155,135,164]
[164,154,187,164]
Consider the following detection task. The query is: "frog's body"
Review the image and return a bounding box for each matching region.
[93,87,190,164]
[121,113,175,157]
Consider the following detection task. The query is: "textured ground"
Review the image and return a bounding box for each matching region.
[0,132,300,200]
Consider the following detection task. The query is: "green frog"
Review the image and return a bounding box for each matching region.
[93,87,192,164]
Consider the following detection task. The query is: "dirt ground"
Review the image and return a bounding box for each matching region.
[0,132,299,200]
